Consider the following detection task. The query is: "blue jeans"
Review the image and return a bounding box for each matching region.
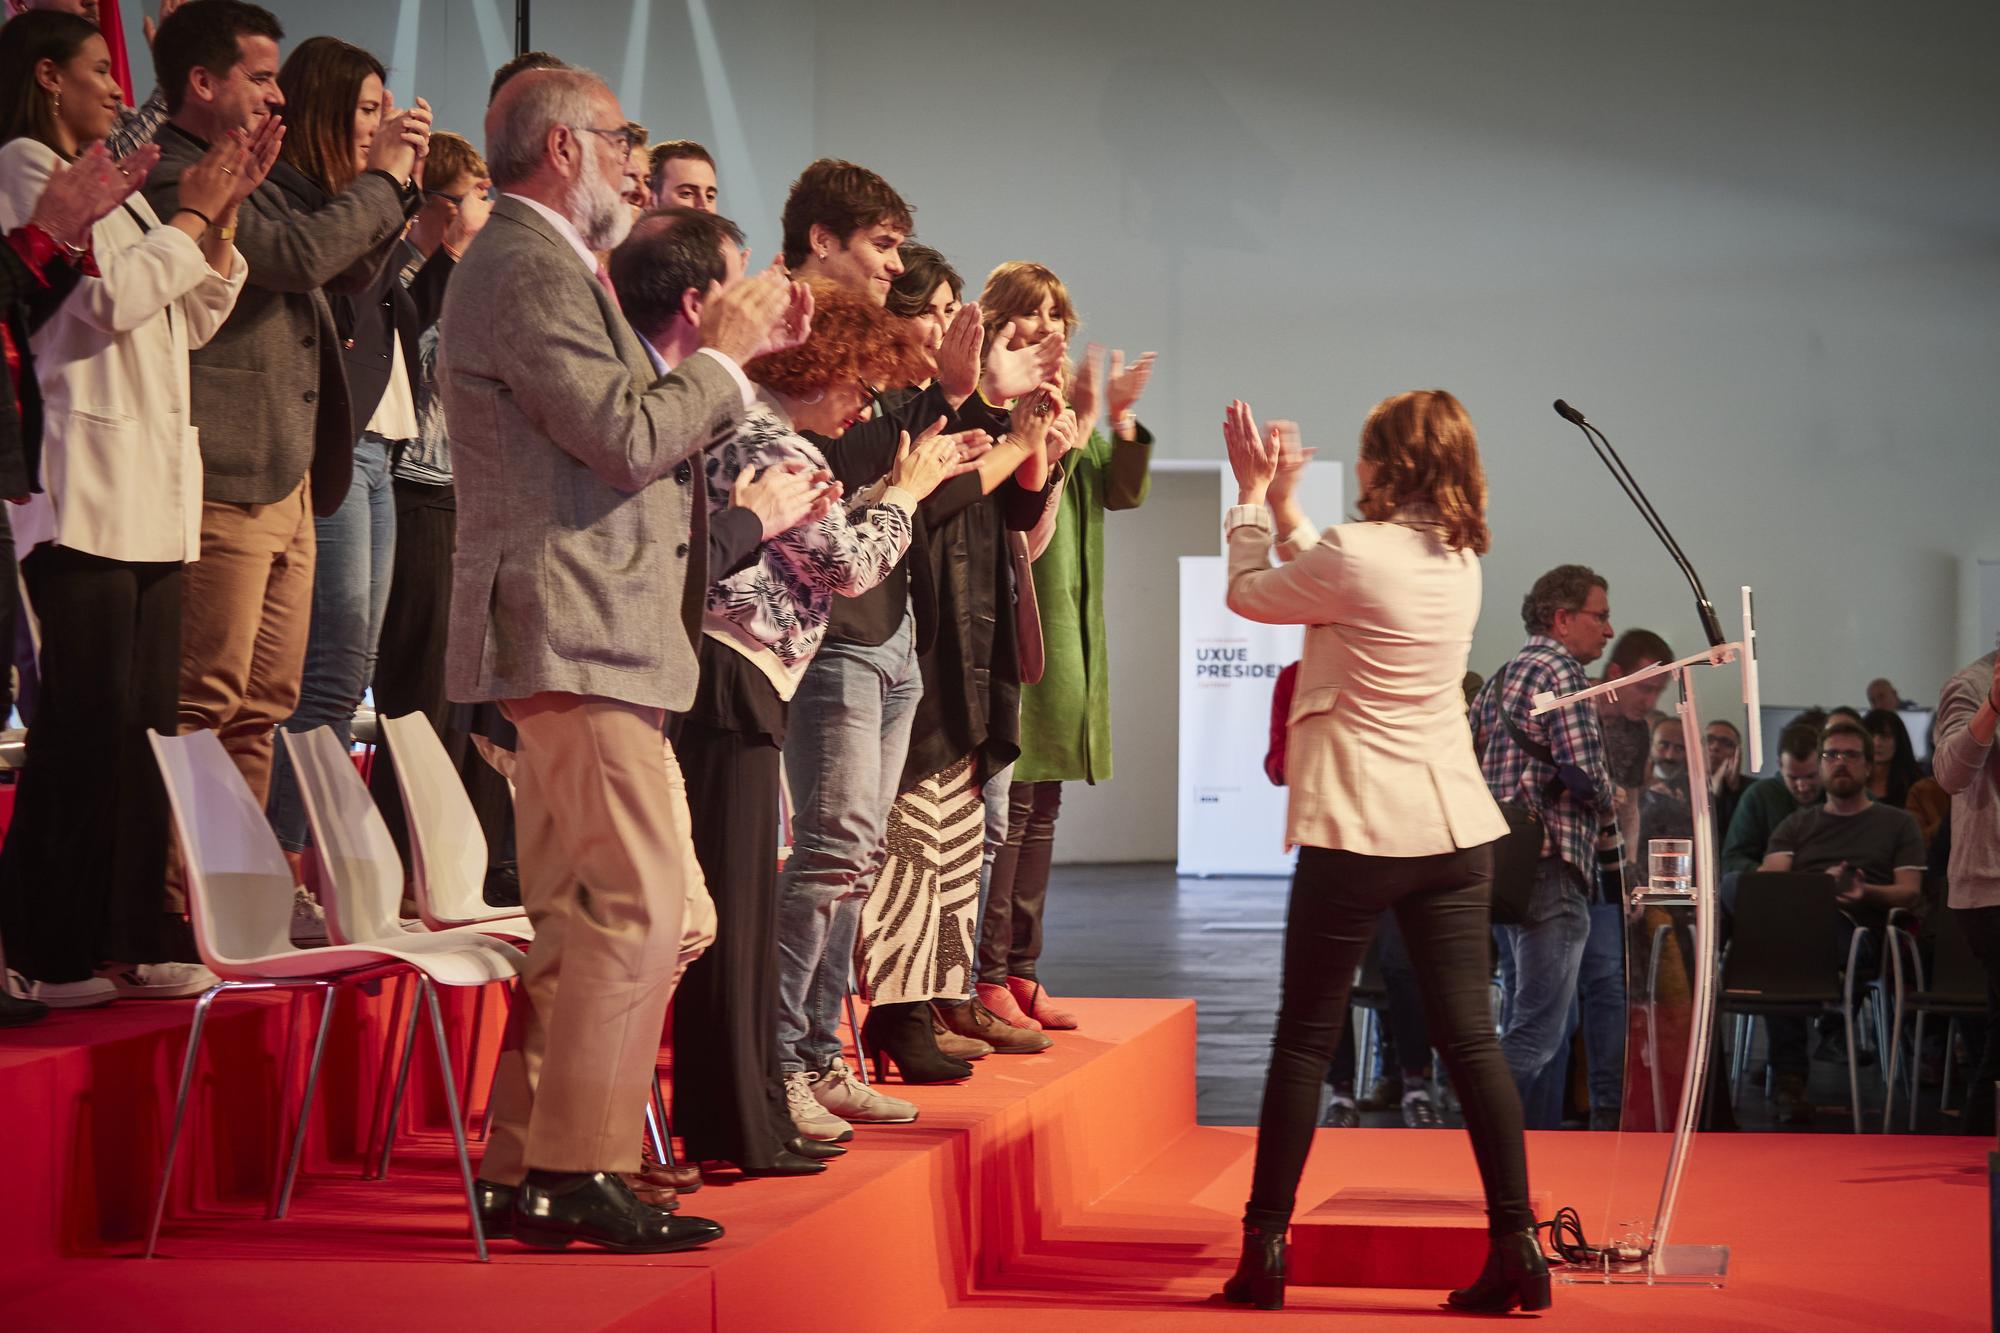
[1577,899,1627,1117]
[1497,856,1591,1129]
[773,620,922,1073]
[267,433,397,851]
[966,759,1015,992]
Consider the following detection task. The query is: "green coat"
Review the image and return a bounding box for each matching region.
[1014,424,1153,783]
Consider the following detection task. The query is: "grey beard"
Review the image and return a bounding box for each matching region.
[1653,761,1687,787]
[567,168,632,253]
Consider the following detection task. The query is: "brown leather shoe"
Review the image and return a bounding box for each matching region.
[935,996,1053,1054]
[621,1172,680,1210]
[931,1006,994,1060]
[637,1160,703,1194]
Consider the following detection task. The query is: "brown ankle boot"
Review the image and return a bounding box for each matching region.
[936,996,1053,1054]
[930,1005,994,1060]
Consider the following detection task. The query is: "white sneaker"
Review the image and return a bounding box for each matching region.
[290,886,329,946]
[101,962,219,1000]
[784,1070,855,1142]
[809,1057,918,1124]
[21,976,118,1008]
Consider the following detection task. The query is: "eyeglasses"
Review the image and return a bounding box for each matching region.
[1820,748,1867,763]
[1566,608,1612,624]
[575,125,641,155]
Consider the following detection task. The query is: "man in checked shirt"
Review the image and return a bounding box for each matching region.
[1470,564,1618,1129]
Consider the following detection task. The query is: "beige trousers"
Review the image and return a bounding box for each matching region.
[479,692,717,1182]
[171,479,315,911]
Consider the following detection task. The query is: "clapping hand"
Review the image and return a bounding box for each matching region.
[732,461,842,539]
[143,0,185,47]
[367,91,433,185]
[942,429,995,479]
[983,321,1066,402]
[1106,349,1156,422]
[935,301,983,400]
[1223,399,1281,504]
[701,261,813,363]
[28,143,157,249]
[1068,343,1105,437]
[887,417,959,502]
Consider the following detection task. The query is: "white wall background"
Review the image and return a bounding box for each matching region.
[138,1,2000,860]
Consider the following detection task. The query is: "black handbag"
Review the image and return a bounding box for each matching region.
[1482,695,1572,926]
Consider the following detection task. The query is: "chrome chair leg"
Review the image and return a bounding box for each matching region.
[377,988,423,1179]
[844,984,869,1087]
[650,1071,676,1167]
[146,984,226,1259]
[1941,1017,1959,1115]
[365,975,412,1174]
[1843,1004,1862,1134]
[461,982,488,1134]
[1910,1012,1927,1132]
[421,976,487,1262]
[474,979,515,1142]
[276,983,338,1218]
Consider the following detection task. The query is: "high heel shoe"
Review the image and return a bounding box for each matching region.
[1446,1227,1552,1313]
[861,1001,974,1084]
[1218,1223,1287,1310]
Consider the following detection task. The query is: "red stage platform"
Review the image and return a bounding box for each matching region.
[0,993,1987,1331]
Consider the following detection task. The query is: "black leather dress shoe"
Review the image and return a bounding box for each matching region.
[785,1135,845,1161]
[0,992,49,1028]
[474,1179,516,1239]
[512,1171,724,1254]
[736,1149,829,1178]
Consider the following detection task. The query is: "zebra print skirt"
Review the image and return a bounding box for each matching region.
[856,754,984,1005]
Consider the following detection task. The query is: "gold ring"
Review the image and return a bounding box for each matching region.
[221,167,235,175]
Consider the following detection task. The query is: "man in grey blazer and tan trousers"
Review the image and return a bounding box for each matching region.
[443,66,809,1253]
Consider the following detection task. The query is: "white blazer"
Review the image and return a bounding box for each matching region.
[1226,506,1509,858]
[0,138,245,563]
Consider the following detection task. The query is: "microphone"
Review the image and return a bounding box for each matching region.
[1551,399,1726,648]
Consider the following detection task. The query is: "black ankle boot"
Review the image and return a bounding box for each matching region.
[861,1001,973,1084]
[1219,1223,1286,1310]
[1446,1227,1552,1313]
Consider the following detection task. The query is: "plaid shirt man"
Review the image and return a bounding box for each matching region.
[1471,634,1614,879]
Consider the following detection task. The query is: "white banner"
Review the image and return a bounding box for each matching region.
[1177,556,1303,877]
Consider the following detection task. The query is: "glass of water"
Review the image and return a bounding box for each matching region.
[1649,838,1693,895]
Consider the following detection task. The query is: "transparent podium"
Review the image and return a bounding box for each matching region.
[1526,587,1763,1287]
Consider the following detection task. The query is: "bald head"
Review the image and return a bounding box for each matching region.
[1866,678,1900,711]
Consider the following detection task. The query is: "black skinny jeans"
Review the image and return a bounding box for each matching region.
[1246,843,1533,1235]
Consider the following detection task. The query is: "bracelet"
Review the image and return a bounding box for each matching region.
[175,206,214,230]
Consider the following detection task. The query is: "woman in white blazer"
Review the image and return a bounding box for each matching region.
[1215,391,1547,1315]
[0,12,267,1008]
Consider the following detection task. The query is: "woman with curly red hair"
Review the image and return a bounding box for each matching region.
[669,276,964,1178]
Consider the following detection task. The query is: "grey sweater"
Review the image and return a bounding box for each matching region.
[1936,650,2000,909]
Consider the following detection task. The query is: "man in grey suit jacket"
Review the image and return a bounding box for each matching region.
[143,1,424,866]
[445,66,808,1254]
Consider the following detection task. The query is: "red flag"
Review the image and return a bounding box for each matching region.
[98,0,138,107]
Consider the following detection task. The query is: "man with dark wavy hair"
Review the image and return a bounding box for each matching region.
[1470,564,1617,1128]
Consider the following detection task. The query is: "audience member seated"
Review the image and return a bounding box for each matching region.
[1752,717,1924,1123]
[1707,718,1749,833]
[1720,720,1824,877]
[1862,707,1923,809]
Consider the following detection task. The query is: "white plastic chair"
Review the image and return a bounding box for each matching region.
[147,730,520,1261]
[282,726,529,1162]
[377,712,531,942]
[380,713,686,1165]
